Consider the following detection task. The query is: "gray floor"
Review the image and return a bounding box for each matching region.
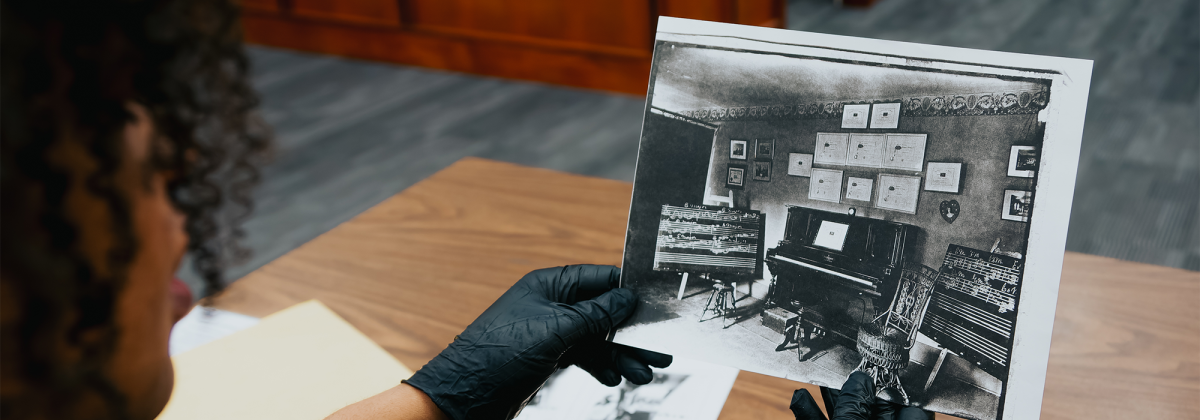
[181,0,1198,292]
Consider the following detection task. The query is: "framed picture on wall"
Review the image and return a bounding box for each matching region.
[752,160,772,181]
[730,139,748,160]
[925,162,964,193]
[726,164,747,189]
[870,102,901,129]
[787,153,814,177]
[755,138,774,160]
[847,133,887,168]
[881,133,927,171]
[846,177,874,202]
[875,173,922,214]
[815,133,850,165]
[1008,146,1038,177]
[842,104,870,129]
[1002,189,1032,222]
[809,168,843,203]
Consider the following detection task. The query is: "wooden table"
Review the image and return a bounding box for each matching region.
[213,158,1200,419]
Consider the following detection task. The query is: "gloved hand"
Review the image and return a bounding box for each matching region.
[403,265,673,420]
[790,372,930,420]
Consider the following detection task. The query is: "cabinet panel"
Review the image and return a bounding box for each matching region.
[404,0,652,50]
[291,0,402,27]
[656,0,735,23]
[240,0,281,13]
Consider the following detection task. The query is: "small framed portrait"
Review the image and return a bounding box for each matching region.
[752,160,772,182]
[1002,189,1032,222]
[787,153,814,177]
[730,139,748,160]
[726,164,747,189]
[841,104,870,129]
[925,162,964,193]
[755,138,774,160]
[1008,146,1038,177]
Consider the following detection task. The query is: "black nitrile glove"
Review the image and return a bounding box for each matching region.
[790,372,929,420]
[403,265,673,420]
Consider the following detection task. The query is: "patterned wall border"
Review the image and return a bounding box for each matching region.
[672,90,1050,123]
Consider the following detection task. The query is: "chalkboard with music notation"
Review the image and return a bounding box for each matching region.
[921,244,1024,379]
[652,204,764,277]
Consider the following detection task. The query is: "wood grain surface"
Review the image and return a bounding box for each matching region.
[212,158,1199,419]
[238,1,785,95]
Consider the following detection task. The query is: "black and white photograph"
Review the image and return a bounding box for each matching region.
[516,357,738,420]
[619,18,1091,420]
[726,164,746,189]
[1001,190,1032,222]
[1008,146,1038,177]
[752,160,772,182]
[755,138,775,160]
[730,139,748,160]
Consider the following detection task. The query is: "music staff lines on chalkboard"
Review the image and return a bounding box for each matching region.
[652,205,765,275]
[655,237,759,255]
[661,205,763,225]
[658,220,760,237]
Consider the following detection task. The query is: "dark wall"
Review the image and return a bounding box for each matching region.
[622,113,716,286]
[703,113,1043,270]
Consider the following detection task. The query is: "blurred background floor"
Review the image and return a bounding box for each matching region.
[182,0,1198,292]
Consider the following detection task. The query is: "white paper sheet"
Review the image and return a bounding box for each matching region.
[516,357,739,420]
[169,306,260,356]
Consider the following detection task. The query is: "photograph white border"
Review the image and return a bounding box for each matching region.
[619,18,1093,420]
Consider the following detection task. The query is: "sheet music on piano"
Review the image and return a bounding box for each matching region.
[614,17,1091,420]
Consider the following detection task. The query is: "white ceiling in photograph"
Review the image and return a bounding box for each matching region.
[650,45,1044,112]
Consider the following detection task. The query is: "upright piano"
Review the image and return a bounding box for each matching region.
[766,206,921,344]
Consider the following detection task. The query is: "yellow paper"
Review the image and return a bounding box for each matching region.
[156,300,413,420]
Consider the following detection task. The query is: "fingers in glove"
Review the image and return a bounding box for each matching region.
[577,358,624,387]
[567,288,637,337]
[524,265,621,304]
[790,389,828,420]
[618,345,673,369]
[831,372,875,420]
[613,351,655,385]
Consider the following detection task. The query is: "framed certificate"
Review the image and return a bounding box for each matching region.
[787,153,814,177]
[882,133,927,171]
[809,169,843,203]
[875,174,922,214]
[925,162,964,193]
[814,133,849,165]
[870,102,901,129]
[841,104,870,129]
[846,177,874,202]
[847,134,886,168]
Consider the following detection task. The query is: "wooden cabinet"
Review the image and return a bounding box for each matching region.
[240,0,785,95]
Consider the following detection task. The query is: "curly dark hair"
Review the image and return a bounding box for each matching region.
[1,0,269,418]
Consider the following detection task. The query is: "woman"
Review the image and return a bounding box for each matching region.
[1,1,665,419]
[1,1,923,419]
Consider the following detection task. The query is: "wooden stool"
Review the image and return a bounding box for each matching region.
[700,281,737,323]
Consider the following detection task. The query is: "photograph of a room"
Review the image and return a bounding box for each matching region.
[617,41,1051,420]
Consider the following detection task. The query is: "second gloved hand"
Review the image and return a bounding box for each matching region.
[791,372,929,420]
[404,265,672,420]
